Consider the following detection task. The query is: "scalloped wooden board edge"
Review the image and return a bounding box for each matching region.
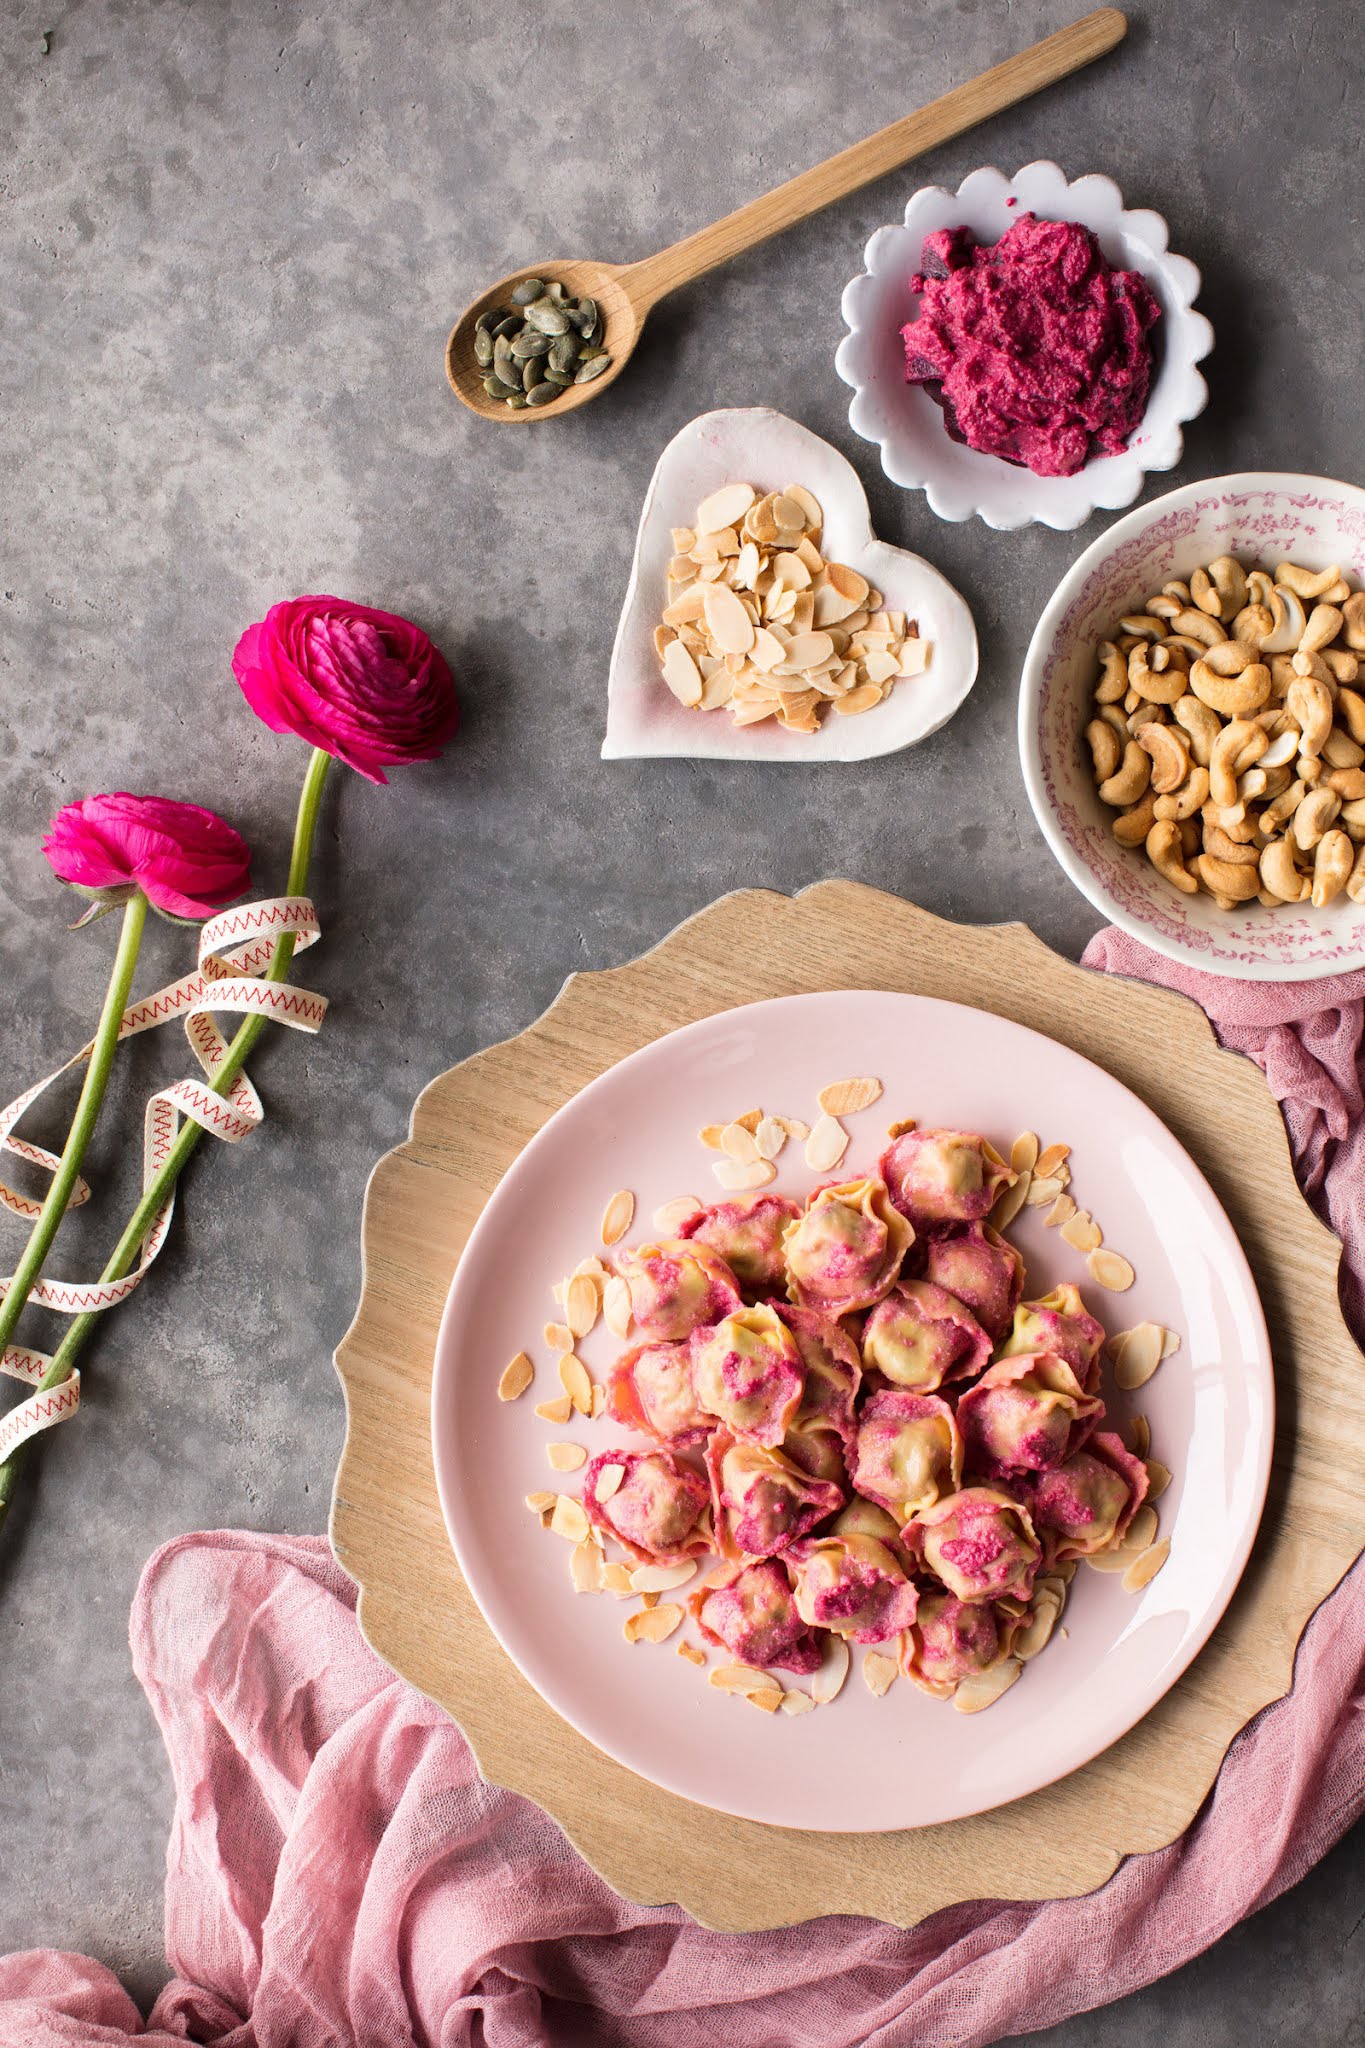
[330,881,1363,1931]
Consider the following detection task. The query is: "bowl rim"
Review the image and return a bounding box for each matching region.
[1018,468,1365,978]
[835,160,1214,533]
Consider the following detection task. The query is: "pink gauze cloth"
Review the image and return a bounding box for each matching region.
[2,931,1364,2048]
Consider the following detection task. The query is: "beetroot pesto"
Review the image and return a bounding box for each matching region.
[900,214,1161,479]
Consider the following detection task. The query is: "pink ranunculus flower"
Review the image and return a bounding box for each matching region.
[232,596,458,784]
[42,793,252,920]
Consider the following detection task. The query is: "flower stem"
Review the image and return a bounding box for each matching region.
[0,889,148,1381]
[0,747,331,1524]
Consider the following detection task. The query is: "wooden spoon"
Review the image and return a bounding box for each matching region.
[446,8,1127,424]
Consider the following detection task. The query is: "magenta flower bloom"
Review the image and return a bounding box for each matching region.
[232,596,458,784]
[42,793,252,920]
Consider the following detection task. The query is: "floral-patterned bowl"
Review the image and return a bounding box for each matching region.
[1020,473,1365,981]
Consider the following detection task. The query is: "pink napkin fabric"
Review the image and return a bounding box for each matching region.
[3,932,1363,2048]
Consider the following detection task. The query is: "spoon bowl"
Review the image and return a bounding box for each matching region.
[445,258,644,424]
[444,10,1129,426]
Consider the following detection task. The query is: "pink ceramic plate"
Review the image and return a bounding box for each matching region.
[431,991,1272,1831]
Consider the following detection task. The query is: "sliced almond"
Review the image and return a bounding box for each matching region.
[703,581,756,656]
[1145,1458,1172,1501]
[653,1195,702,1234]
[779,1688,815,1716]
[601,1188,635,1246]
[547,1441,587,1472]
[534,1395,573,1424]
[991,1172,1031,1230]
[1110,1322,1165,1390]
[1024,1174,1065,1208]
[670,526,696,552]
[603,1561,634,1595]
[862,1651,899,1698]
[810,1635,850,1705]
[1035,1142,1072,1178]
[783,484,823,531]
[953,1659,1022,1714]
[750,627,787,673]
[776,1115,810,1140]
[897,638,929,677]
[543,1320,574,1352]
[747,1688,782,1713]
[1122,1539,1170,1592]
[603,1275,633,1340]
[713,1157,776,1191]
[695,481,756,534]
[826,561,868,606]
[1130,1412,1151,1458]
[753,1115,788,1161]
[524,1490,555,1513]
[1010,1131,1040,1173]
[885,1115,917,1138]
[1161,1327,1182,1360]
[565,1273,599,1340]
[677,1639,706,1667]
[623,1601,684,1644]
[720,1118,761,1163]
[570,1541,605,1593]
[590,1383,606,1419]
[661,638,703,706]
[698,1123,727,1150]
[572,1254,609,1285]
[804,1113,850,1172]
[835,682,882,716]
[1014,1594,1062,1662]
[549,1495,590,1544]
[629,1559,698,1594]
[559,1353,593,1415]
[1060,1209,1102,1252]
[1085,1543,1144,1573]
[817,1076,883,1118]
[732,1108,763,1133]
[498,1351,534,1402]
[594,1462,626,1502]
[1088,1247,1136,1292]
[1045,1192,1077,1228]
[1124,1506,1159,1554]
[711,1663,781,1696]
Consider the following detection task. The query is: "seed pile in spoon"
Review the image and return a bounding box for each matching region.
[655,483,930,733]
[473,278,611,410]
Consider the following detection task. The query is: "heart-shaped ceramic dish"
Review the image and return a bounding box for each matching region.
[836,162,1213,532]
[602,407,978,761]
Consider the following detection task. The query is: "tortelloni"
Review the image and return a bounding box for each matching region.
[999,1283,1106,1389]
[615,1237,742,1344]
[903,1485,1042,1605]
[582,1448,711,1564]
[690,1558,822,1674]
[782,1177,913,1316]
[788,1533,920,1645]
[901,1589,1025,1700]
[680,1193,804,1300]
[957,1351,1104,1477]
[706,1430,846,1561]
[880,1127,1015,1228]
[1026,1430,1149,1561]
[860,1279,992,1392]
[919,1221,1024,1343]
[772,1304,860,1481]
[849,1389,963,1520]
[692,1305,805,1449]
[607,1338,711,1444]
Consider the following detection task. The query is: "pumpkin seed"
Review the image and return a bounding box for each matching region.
[525,299,571,335]
[574,354,610,384]
[525,382,560,406]
[505,392,529,409]
[470,277,612,407]
[542,366,572,386]
[548,333,579,374]
[522,357,545,391]
[482,375,506,399]
[510,277,545,306]
[511,329,552,359]
[491,313,521,339]
[473,328,494,367]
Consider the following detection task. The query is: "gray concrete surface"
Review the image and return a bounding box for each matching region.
[1,0,1361,2036]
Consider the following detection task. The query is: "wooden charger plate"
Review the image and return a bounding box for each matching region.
[331,882,1362,1930]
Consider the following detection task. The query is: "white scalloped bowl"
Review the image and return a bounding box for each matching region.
[836,162,1213,532]
[1020,472,1365,980]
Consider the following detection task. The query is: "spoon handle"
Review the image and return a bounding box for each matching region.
[619,8,1127,309]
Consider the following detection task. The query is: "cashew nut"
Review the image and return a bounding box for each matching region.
[1147,593,1184,622]
[1259,725,1302,769]
[1098,742,1151,808]
[1202,821,1260,867]
[1203,799,1258,843]
[1323,647,1360,686]
[1153,765,1211,822]
[1291,785,1342,850]
[1233,601,1275,648]
[1206,556,1248,618]
[1276,560,1343,602]
[1291,647,1336,688]
[1136,722,1191,793]
[1094,640,1129,704]
[1340,797,1365,841]
[1194,853,1260,901]
[1085,719,1122,784]
[1128,643,1186,705]
[1259,585,1308,656]
[1299,753,1325,785]
[1348,842,1365,903]
[1173,694,1222,767]
[1201,639,1256,678]
[1321,725,1365,770]
[1300,603,1344,655]
[1171,608,1227,648]
[1162,581,1193,606]
[1285,675,1334,758]
[1189,657,1271,719]
[1112,792,1159,846]
[1335,686,1365,745]
[1118,613,1167,641]
[1262,778,1308,834]
[1260,837,1309,904]
[1146,818,1199,894]
[1340,593,1365,653]
[1209,719,1268,808]
[1312,828,1354,907]
[1257,764,1294,802]
[1326,768,1365,801]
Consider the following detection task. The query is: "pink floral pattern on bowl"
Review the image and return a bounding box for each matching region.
[1020,473,1365,980]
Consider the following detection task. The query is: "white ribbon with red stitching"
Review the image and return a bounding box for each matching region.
[0,896,326,1460]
